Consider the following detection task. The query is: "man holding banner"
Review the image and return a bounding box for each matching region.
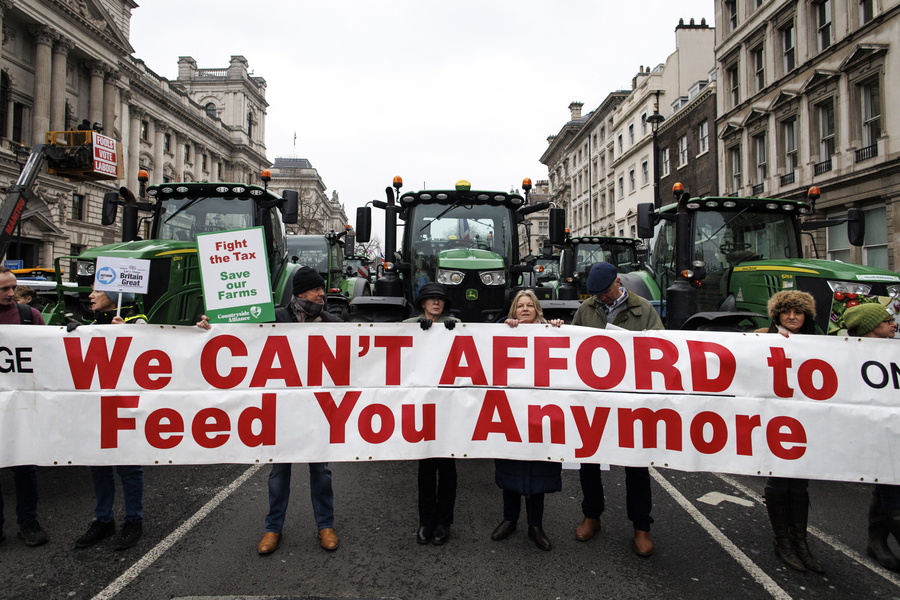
[573,262,662,558]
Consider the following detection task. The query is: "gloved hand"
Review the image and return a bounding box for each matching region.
[66,321,81,332]
[418,318,432,331]
[444,320,456,330]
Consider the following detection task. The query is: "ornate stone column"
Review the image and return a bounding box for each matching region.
[50,37,73,131]
[153,119,166,185]
[0,1,13,105]
[127,103,144,190]
[174,132,185,182]
[30,25,57,145]
[103,69,119,137]
[87,60,105,126]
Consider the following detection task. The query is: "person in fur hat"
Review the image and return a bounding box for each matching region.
[756,290,824,573]
[754,289,821,336]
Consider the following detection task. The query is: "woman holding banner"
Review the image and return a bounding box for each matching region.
[755,290,824,573]
[490,290,563,551]
[844,302,900,571]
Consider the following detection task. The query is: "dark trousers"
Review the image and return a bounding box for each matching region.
[0,466,39,529]
[764,477,808,495]
[502,489,545,527]
[579,463,653,531]
[418,458,457,527]
[874,485,900,512]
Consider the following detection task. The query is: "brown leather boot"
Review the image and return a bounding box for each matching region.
[257,532,281,555]
[318,528,339,551]
[575,517,601,541]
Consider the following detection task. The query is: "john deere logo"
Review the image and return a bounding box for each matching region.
[466,289,478,301]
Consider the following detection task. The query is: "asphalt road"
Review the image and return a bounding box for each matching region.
[1,460,899,600]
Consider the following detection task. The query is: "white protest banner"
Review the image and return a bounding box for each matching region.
[1,324,898,484]
[196,226,274,323]
[93,256,150,294]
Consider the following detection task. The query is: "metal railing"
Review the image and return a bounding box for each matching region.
[751,183,764,195]
[855,144,878,162]
[813,159,832,175]
[780,172,795,185]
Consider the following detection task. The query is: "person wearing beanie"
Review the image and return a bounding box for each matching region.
[74,284,147,552]
[846,303,900,571]
[196,264,340,556]
[571,262,663,558]
[844,302,898,338]
[403,283,460,545]
[755,289,824,573]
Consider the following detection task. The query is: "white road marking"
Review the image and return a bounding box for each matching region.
[651,468,792,600]
[697,491,755,507]
[714,472,900,587]
[89,464,264,600]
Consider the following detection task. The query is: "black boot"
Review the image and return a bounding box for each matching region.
[867,495,900,571]
[788,491,824,573]
[764,490,805,571]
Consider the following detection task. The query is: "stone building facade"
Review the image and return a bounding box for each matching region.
[0,0,270,270]
[715,0,899,269]
[541,18,716,239]
[267,156,349,235]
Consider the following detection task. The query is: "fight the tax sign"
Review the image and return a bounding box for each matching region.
[196,226,274,323]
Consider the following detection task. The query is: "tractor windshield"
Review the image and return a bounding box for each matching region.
[158,196,254,241]
[693,209,801,273]
[408,203,513,279]
[286,236,331,274]
[574,242,638,275]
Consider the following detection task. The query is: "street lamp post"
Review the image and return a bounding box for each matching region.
[646,91,665,209]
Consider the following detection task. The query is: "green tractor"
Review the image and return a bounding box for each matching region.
[286,228,371,320]
[43,172,300,326]
[351,177,558,322]
[637,185,900,333]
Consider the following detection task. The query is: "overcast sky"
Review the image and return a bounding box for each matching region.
[129,1,715,225]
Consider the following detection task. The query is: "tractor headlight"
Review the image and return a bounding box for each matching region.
[76,260,96,277]
[437,269,465,285]
[826,280,872,295]
[480,270,506,286]
[886,284,900,298]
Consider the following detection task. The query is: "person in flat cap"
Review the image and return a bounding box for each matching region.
[403,283,460,546]
[845,302,900,571]
[196,264,340,556]
[571,262,663,558]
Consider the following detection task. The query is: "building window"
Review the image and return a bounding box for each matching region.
[71,193,85,221]
[726,62,740,108]
[725,0,738,31]
[641,113,647,135]
[698,121,709,154]
[753,132,767,182]
[140,120,149,141]
[184,144,191,163]
[862,207,888,268]
[817,100,836,158]
[205,103,217,118]
[860,0,874,24]
[781,22,796,74]
[617,134,623,154]
[752,44,765,92]
[661,147,670,176]
[782,117,798,174]
[618,176,624,199]
[728,146,742,191]
[641,160,649,185]
[816,0,832,51]
[202,154,208,171]
[163,133,171,153]
[629,168,635,192]
[628,124,634,145]
[860,78,881,148]
[677,136,688,167]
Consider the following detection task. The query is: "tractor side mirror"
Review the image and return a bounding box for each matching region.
[637,203,655,239]
[356,206,372,243]
[548,208,566,245]
[847,208,865,246]
[281,190,299,224]
[101,191,119,226]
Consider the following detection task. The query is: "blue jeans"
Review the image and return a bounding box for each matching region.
[264,463,334,533]
[90,465,144,523]
[0,465,39,528]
